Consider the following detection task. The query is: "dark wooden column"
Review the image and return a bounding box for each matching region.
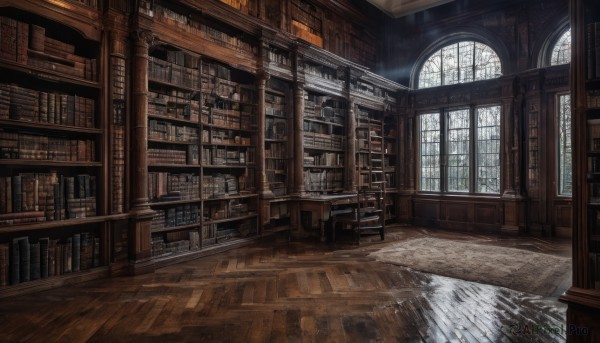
[501,76,526,235]
[293,81,305,195]
[129,29,154,265]
[346,99,356,192]
[257,70,273,197]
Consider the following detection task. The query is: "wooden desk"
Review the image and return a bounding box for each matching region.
[298,194,356,241]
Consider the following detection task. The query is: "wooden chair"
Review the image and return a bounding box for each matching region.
[331,187,385,244]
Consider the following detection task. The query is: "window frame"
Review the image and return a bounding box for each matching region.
[417,41,502,89]
[556,92,572,196]
[417,104,502,194]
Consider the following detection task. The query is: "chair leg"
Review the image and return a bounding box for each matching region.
[380,228,385,240]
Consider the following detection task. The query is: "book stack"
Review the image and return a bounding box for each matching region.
[148,172,200,201]
[148,119,199,143]
[147,147,188,165]
[0,173,97,225]
[5,232,100,286]
[0,84,96,127]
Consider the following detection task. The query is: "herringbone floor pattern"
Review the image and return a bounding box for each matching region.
[0,226,570,342]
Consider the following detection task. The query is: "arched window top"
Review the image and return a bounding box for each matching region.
[550,28,571,66]
[418,41,502,89]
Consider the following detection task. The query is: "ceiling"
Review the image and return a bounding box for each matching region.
[366,0,456,18]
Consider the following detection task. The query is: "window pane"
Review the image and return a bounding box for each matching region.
[558,94,572,195]
[476,106,501,193]
[418,41,501,89]
[441,44,459,85]
[474,43,502,81]
[551,29,571,66]
[419,50,442,88]
[420,113,441,191]
[458,41,474,83]
[447,109,470,192]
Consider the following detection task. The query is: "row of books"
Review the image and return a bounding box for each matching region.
[201,147,252,166]
[265,143,287,159]
[148,146,198,165]
[304,169,344,192]
[202,173,253,199]
[0,84,95,127]
[203,199,253,221]
[0,173,97,223]
[151,230,201,257]
[351,81,386,98]
[0,233,100,287]
[291,2,322,35]
[303,63,340,82]
[303,151,343,167]
[202,129,252,146]
[148,90,200,122]
[303,132,345,151]
[10,19,98,81]
[148,56,199,89]
[111,100,125,213]
[268,49,291,67]
[148,172,200,202]
[204,109,253,130]
[150,205,200,229]
[266,158,287,172]
[265,92,285,104]
[0,17,28,65]
[0,131,95,161]
[148,119,199,143]
[587,22,600,80]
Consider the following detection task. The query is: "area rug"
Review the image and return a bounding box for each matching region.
[368,237,571,297]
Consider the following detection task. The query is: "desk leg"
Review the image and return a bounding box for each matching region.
[320,220,326,242]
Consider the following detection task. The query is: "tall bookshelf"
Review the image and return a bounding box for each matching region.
[265,78,290,197]
[303,91,346,194]
[562,0,600,336]
[146,44,203,258]
[0,7,107,291]
[200,58,259,245]
[355,106,384,188]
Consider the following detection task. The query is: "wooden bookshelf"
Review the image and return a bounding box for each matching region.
[561,1,600,337]
[303,91,347,194]
[0,5,108,292]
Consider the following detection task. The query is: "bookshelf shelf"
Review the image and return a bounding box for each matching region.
[149,199,202,206]
[0,160,101,167]
[147,114,200,126]
[0,120,101,135]
[148,139,198,146]
[151,222,201,234]
[304,117,344,127]
[0,59,99,89]
[205,213,258,225]
[148,77,198,92]
[203,194,258,201]
[0,214,128,234]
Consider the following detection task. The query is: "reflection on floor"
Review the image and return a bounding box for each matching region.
[0,225,571,342]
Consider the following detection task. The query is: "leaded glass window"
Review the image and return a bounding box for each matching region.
[418,105,501,193]
[418,41,501,89]
[558,94,572,195]
[419,113,441,191]
[447,109,470,192]
[476,106,501,193]
[550,29,571,66]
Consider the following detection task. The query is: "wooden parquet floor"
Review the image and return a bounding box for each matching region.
[0,226,570,343]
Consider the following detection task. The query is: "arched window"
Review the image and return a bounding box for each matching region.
[418,41,502,89]
[550,28,571,66]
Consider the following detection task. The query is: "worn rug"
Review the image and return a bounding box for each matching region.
[368,237,571,297]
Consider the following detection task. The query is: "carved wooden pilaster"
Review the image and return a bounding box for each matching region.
[346,99,357,192]
[131,29,153,211]
[501,77,526,235]
[257,70,273,197]
[129,29,155,263]
[293,81,305,195]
